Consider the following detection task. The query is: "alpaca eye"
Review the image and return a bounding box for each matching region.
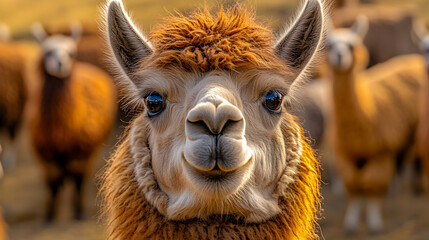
[264,91,283,113]
[347,43,354,51]
[145,92,165,116]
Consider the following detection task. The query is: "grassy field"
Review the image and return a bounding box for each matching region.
[1,0,429,38]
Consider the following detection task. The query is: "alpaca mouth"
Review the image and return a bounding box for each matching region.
[182,153,253,182]
[183,153,253,175]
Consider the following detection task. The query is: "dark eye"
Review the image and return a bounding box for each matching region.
[347,43,354,51]
[264,91,283,113]
[144,92,165,116]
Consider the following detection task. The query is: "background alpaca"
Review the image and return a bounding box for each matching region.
[327,16,427,233]
[413,23,429,193]
[101,0,326,239]
[0,41,28,172]
[30,23,116,221]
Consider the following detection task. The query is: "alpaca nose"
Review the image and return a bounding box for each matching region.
[186,95,244,137]
[184,95,251,172]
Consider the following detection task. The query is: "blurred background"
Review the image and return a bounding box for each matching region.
[1,0,429,239]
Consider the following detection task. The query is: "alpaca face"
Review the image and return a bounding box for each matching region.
[106,0,325,221]
[328,31,359,71]
[40,36,77,78]
[328,16,369,71]
[32,23,81,78]
[132,68,291,220]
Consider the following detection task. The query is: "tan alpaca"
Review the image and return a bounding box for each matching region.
[101,0,328,239]
[413,23,429,193]
[327,16,427,233]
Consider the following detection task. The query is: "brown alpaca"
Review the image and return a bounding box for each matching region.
[101,0,327,239]
[0,42,28,171]
[30,23,117,221]
[327,16,427,233]
[0,40,28,240]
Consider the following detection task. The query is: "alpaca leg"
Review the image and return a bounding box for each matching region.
[72,172,84,220]
[361,155,394,233]
[0,136,17,171]
[420,155,429,193]
[46,175,63,222]
[365,198,383,234]
[45,164,63,222]
[344,198,362,234]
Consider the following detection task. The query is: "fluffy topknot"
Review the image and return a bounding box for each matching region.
[148,7,286,72]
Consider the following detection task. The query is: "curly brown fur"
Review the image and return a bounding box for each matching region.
[101,117,320,240]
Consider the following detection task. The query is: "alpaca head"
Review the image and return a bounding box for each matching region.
[413,21,429,68]
[327,15,369,72]
[32,23,82,78]
[106,0,325,222]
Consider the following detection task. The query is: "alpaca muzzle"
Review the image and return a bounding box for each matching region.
[183,95,253,173]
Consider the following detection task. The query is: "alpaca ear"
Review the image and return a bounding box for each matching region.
[351,15,368,39]
[106,0,153,85]
[274,0,325,80]
[32,22,47,43]
[70,22,82,43]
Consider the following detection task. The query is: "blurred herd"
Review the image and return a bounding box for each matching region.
[1,0,429,239]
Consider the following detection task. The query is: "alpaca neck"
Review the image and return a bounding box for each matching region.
[331,68,369,135]
[39,58,72,125]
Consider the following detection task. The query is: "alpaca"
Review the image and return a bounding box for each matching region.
[327,16,427,233]
[413,23,429,193]
[30,23,117,221]
[101,0,327,239]
[0,42,28,171]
